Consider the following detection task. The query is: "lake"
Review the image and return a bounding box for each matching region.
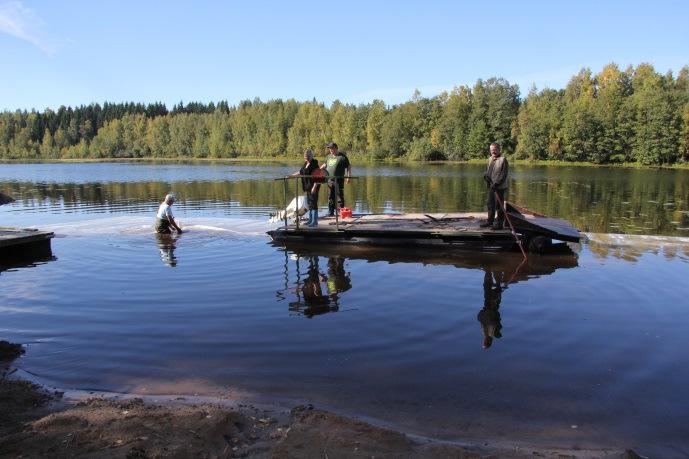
[1,162,689,456]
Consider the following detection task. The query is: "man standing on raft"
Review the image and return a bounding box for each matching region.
[321,142,351,217]
[480,142,509,230]
[289,148,322,226]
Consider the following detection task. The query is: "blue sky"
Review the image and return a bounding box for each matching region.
[1,0,687,111]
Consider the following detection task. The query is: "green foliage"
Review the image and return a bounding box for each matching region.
[680,103,689,162]
[407,137,445,161]
[0,63,687,165]
[365,100,386,157]
[515,63,687,165]
[514,88,564,160]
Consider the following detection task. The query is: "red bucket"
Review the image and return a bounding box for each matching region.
[339,207,352,218]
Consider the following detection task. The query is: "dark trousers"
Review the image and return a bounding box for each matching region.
[327,179,345,215]
[486,188,505,225]
[154,217,171,234]
[306,188,319,210]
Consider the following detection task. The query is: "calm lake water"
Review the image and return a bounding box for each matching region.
[1,162,689,456]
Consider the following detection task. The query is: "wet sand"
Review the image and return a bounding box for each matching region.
[0,342,642,459]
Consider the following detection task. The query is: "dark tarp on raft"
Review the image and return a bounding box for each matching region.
[0,192,14,205]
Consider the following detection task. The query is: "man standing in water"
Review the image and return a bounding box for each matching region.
[154,193,183,234]
[480,142,509,230]
[321,142,351,216]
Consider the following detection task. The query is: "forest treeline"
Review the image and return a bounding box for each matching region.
[1,63,688,165]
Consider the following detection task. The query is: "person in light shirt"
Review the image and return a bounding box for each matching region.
[154,193,183,234]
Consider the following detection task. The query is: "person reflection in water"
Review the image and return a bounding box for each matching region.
[326,256,352,298]
[155,233,179,267]
[297,256,334,317]
[478,270,503,349]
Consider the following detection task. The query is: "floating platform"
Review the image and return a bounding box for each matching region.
[0,227,55,259]
[268,203,581,253]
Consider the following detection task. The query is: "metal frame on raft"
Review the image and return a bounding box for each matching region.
[274,175,359,231]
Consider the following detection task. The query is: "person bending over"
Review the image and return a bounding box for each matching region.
[154,193,183,234]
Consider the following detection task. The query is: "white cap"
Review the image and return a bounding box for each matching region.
[165,193,176,203]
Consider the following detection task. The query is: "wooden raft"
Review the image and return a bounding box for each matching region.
[268,206,581,252]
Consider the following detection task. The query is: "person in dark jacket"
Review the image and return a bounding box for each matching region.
[289,148,321,226]
[480,142,509,230]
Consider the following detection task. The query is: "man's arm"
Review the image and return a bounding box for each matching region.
[171,218,183,233]
[166,209,183,233]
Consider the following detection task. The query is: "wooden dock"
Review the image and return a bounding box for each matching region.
[0,227,54,259]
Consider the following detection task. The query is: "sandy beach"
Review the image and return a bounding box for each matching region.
[0,341,643,459]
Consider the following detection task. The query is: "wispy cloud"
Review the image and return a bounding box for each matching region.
[0,0,52,54]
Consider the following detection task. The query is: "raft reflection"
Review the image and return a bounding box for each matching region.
[277,243,578,346]
[0,253,56,276]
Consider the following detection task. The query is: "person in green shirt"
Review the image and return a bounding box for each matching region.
[320,142,351,216]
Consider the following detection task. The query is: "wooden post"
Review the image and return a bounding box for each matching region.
[334,180,340,230]
[295,176,300,230]
[283,178,287,228]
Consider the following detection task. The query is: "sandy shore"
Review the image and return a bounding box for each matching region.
[0,342,642,459]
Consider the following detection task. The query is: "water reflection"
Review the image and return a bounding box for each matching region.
[155,233,179,267]
[479,269,503,349]
[285,255,354,318]
[279,243,578,347]
[288,256,334,317]
[0,253,56,276]
[3,162,689,236]
[325,256,352,298]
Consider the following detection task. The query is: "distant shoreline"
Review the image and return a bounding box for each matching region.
[2,157,688,170]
